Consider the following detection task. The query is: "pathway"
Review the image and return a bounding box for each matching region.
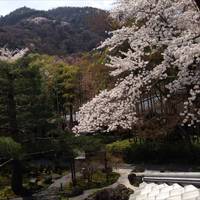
[12,164,136,200]
[32,173,73,200]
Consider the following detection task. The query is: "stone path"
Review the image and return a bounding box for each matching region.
[12,174,72,200]
[32,173,72,200]
[12,164,136,200]
[30,164,136,200]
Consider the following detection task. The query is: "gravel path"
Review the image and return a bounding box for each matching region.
[32,173,72,200]
[12,164,135,200]
[34,164,136,200]
[11,173,72,200]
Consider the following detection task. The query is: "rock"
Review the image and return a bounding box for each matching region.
[102,167,113,174]
[132,166,145,173]
[29,178,37,184]
[62,186,84,198]
[85,184,133,200]
[128,173,143,186]
[52,174,61,180]
[43,175,52,184]
[71,186,84,197]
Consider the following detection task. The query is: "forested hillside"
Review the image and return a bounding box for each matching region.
[0,7,112,55]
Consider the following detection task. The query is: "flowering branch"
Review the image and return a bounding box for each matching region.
[0,48,29,62]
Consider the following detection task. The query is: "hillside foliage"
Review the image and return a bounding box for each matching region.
[0,7,113,55]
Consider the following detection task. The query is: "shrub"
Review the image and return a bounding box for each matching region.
[107,138,200,164]
[0,186,16,200]
[0,176,10,188]
[125,142,200,164]
[0,137,22,158]
[106,139,133,155]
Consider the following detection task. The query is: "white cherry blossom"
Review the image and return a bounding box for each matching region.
[74,0,200,133]
[0,48,29,62]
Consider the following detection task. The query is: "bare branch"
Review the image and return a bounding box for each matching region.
[194,0,200,10]
[0,158,13,168]
[23,150,55,159]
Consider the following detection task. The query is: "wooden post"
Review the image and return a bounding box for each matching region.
[60,183,63,191]
[69,104,73,129]
[104,151,109,182]
[70,157,76,186]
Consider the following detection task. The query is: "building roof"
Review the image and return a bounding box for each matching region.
[129,182,200,200]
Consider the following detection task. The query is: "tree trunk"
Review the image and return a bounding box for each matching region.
[7,76,18,137]
[70,158,76,186]
[104,151,109,182]
[177,126,196,160]
[11,160,30,197]
[69,104,73,129]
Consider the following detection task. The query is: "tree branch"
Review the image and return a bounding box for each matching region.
[0,150,55,169]
[0,158,13,168]
[194,0,200,10]
[23,150,55,159]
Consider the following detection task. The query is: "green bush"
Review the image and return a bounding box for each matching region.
[107,139,200,164]
[125,142,200,164]
[106,139,133,155]
[0,186,16,200]
[0,137,22,158]
[0,176,10,189]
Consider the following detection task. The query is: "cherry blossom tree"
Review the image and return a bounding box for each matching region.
[74,0,200,134]
[0,48,28,62]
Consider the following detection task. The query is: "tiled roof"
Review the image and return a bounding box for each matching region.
[129,182,200,200]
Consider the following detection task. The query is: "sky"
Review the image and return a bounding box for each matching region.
[0,0,116,16]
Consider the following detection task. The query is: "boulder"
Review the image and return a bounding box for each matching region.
[62,186,84,198]
[85,184,133,200]
[43,175,52,184]
[128,173,143,186]
[52,174,61,180]
[132,166,145,173]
